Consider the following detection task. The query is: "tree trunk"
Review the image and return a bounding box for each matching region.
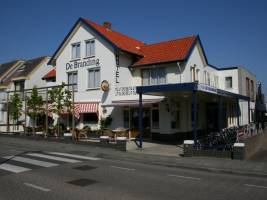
[33,117,36,136]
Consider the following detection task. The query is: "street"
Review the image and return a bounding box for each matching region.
[0,136,267,200]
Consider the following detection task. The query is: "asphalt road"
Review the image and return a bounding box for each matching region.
[0,137,267,200]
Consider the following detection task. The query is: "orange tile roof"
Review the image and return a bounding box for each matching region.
[81,18,145,56]
[49,18,199,67]
[132,36,197,67]
[42,68,56,79]
[82,18,197,67]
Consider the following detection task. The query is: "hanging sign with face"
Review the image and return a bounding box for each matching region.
[101,80,109,92]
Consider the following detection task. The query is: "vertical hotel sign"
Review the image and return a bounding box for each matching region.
[115,51,120,83]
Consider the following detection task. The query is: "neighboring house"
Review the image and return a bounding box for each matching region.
[46,17,256,141]
[0,56,53,131]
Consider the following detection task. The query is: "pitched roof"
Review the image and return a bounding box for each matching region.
[1,56,48,86]
[81,18,145,56]
[0,60,22,79]
[11,56,48,79]
[42,68,56,80]
[49,18,199,67]
[132,36,197,67]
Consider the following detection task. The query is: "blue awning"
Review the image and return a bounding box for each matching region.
[136,82,250,101]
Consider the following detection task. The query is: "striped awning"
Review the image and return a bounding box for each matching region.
[46,102,98,119]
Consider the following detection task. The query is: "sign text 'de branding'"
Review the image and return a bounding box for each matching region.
[66,58,100,71]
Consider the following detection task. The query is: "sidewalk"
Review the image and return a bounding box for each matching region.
[127,141,183,157]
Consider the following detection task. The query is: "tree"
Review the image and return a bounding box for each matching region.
[9,93,23,131]
[48,83,72,137]
[26,86,44,135]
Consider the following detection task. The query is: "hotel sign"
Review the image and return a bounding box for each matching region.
[66,57,100,71]
[197,84,218,94]
[115,86,136,96]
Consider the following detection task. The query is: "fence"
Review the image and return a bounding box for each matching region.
[185,123,265,159]
[0,84,76,136]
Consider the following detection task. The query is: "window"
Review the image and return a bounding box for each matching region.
[83,113,98,123]
[225,77,232,89]
[85,40,95,57]
[214,76,219,88]
[196,69,200,81]
[68,71,78,90]
[142,69,150,86]
[190,67,199,82]
[250,80,254,100]
[151,107,159,129]
[71,43,80,59]
[14,81,25,92]
[203,71,207,84]
[207,72,210,85]
[142,68,166,86]
[88,68,100,89]
[246,77,250,97]
[14,80,25,98]
[123,107,130,128]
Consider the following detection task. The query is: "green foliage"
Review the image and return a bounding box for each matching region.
[9,93,23,124]
[48,83,73,136]
[48,83,72,115]
[100,115,112,129]
[27,86,44,120]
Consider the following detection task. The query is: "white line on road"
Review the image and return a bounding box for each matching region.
[47,152,101,161]
[26,153,81,163]
[4,156,58,168]
[0,163,31,173]
[168,174,201,181]
[110,165,136,171]
[244,184,267,189]
[24,183,51,192]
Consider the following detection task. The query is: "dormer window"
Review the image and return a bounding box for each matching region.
[17,64,26,72]
[71,43,81,60]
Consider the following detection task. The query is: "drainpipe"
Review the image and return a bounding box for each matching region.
[177,62,182,83]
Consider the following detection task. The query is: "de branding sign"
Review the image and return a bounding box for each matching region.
[66,58,100,71]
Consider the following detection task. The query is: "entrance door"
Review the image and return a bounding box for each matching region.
[206,103,218,132]
[123,107,151,138]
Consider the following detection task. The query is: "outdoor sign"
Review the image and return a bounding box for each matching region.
[101,80,109,92]
[66,57,100,71]
[115,86,136,96]
[197,83,218,94]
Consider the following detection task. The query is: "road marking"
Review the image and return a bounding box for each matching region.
[168,174,201,181]
[26,153,81,163]
[24,183,50,192]
[244,184,267,189]
[4,156,58,168]
[110,165,136,171]
[47,152,101,161]
[0,163,31,173]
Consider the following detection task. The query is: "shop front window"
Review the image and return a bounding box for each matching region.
[151,106,159,129]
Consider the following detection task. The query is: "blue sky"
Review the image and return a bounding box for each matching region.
[0,0,266,94]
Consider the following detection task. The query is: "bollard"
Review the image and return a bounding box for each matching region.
[184,140,194,157]
[100,136,110,146]
[116,137,127,151]
[233,143,245,160]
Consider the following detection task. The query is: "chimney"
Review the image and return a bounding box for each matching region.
[103,21,111,29]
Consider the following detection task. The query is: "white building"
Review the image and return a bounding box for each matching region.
[0,56,53,131]
[48,18,256,142]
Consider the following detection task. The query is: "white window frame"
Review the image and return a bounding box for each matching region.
[142,67,166,86]
[85,39,95,58]
[87,67,100,89]
[67,71,78,90]
[71,42,81,60]
[225,76,233,89]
